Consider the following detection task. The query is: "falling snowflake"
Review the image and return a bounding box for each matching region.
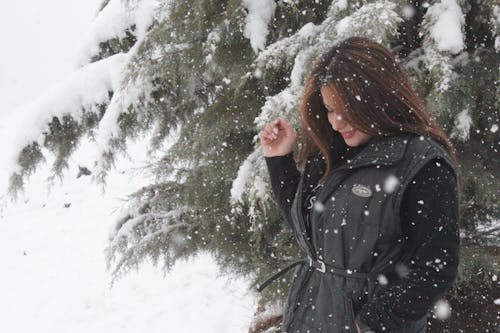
[434,299,451,320]
[254,68,262,78]
[395,263,409,278]
[402,4,416,19]
[313,201,325,213]
[384,175,399,193]
[377,274,388,285]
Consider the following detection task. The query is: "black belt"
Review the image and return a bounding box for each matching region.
[257,256,375,292]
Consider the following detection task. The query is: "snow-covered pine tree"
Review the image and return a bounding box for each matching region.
[4,0,499,330]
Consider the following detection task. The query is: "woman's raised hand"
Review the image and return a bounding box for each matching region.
[259,117,297,157]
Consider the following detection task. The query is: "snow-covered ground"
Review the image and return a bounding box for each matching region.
[0,1,259,332]
[0,138,258,333]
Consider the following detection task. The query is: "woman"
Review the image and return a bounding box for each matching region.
[258,36,460,333]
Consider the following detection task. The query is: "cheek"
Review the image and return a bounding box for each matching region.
[327,114,334,126]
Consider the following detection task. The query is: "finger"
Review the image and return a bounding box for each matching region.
[259,130,270,140]
[270,120,282,134]
[273,117,289,131]
[259,130,274,142]
[273,118,282,128]
[263,124,272,137]
[265,124,278,138]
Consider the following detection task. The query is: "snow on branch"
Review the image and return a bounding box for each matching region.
[422,0,465,93]
[76,0,160,66]
[241,0,276,53]
[254,22,319,71]
[332,1,403,42]
[105,203,195,284]
[108,209,191,248]
[7,54,128,191]
[6,0,166,197]
[426,0,465,54]
[492,4,500,52]
[253,0,394,74]
[230,148,273,226]
[450,109,473,141]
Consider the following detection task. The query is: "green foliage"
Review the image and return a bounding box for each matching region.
[426,50,499,233]
[454,244,499,290]
[8,142,44,198]
[99,0,111,12]
[9,104,108,198]
[90,27,138,63]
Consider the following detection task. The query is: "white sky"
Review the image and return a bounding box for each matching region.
[0,0,102,114]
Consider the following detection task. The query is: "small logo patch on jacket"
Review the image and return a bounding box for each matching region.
[352,184,372,197]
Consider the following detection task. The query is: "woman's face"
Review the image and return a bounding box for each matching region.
[320,86,372,147]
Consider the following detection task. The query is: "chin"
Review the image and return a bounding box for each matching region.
[345,140,363,147]
[341,130,372,147]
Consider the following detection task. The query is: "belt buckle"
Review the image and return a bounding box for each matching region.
[308,256,326,273]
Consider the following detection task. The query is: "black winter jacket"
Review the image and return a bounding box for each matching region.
[261,133,460,333]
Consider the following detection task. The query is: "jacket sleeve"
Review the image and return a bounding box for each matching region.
[355,157,460,332]
[264,152,301,232]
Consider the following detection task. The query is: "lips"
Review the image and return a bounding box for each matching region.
[341,129,356,139]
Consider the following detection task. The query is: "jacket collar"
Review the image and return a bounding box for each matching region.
[333,133,414,171]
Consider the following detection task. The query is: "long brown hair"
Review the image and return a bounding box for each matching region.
[298,36,461,197]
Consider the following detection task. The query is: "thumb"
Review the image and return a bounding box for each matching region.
[274,117,292,131]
